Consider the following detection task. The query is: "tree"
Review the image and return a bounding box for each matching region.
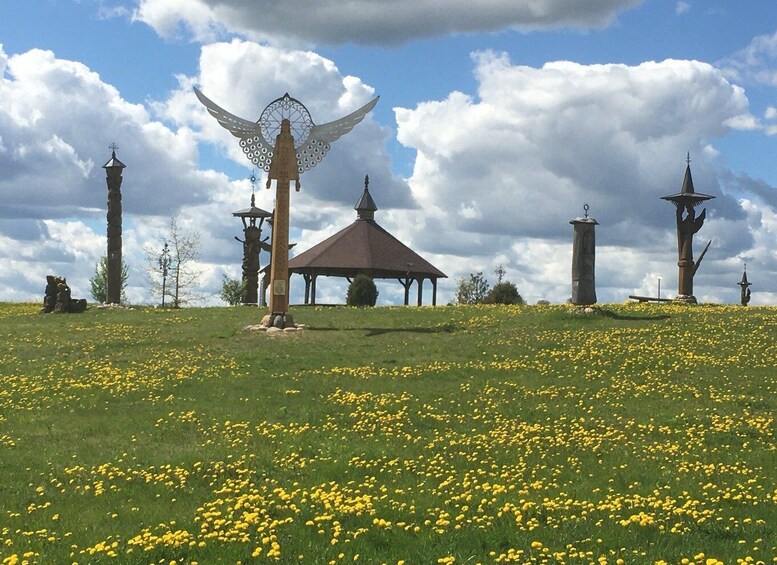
[144,217,203,308]
[220,275,245,306]
[484,281,524,305]
[454,272,489,305]
[347,274,379,306]
[89,255,129,304]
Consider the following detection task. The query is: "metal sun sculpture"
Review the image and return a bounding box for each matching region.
[194,87,378,319]
[195,89,379,177]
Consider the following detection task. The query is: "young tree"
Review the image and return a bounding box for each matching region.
[346,274,379,306]
[145,217,203,308]
[220,275,245,306]
[89,256,129,303]
[454,272,489,305]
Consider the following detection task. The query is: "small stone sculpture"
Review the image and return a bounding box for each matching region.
[42,276,87,313]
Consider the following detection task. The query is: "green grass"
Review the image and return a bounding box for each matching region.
[0,302,775,564]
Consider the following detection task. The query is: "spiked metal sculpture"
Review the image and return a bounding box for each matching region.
[661,154,714,303]
[195,88,378,320]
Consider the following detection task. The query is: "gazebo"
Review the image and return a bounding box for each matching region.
[288,176,446,305]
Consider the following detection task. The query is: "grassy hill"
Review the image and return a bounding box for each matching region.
[0,302,774,564]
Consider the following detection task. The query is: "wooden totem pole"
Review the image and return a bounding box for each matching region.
[103,145,126,304]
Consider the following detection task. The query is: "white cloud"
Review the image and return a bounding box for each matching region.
[393,52,776,303]
[133,0,644,46]
[718,30,777,87]
[0,42,408,304]
[675,2,690,15]
[2,40,776,307]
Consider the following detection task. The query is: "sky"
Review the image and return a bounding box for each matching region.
[1,0,776,306]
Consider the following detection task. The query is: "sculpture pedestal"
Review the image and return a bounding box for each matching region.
[673,294,697,304]
[260,313,296,329]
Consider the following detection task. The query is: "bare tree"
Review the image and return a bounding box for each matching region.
[145,217,203,308]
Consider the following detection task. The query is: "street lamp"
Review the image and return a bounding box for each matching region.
[159,242,172,308]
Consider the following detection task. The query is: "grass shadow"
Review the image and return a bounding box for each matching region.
[308,324,456,336]
[600,309,671,322]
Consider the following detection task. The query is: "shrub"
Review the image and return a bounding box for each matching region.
[347,275,379,306]
[484,281,524,305]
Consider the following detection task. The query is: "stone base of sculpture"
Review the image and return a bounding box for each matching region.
[673,294,697,304]
[260,313,295,329]
[42,276,87,314]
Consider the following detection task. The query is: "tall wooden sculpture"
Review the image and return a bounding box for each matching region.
[661,154,714,303]
[103,145,126,304]
[232,174,272,305]
[195,89,378,323]
[570,204,598,305]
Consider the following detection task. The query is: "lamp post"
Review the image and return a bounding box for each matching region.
[159,242,171,308]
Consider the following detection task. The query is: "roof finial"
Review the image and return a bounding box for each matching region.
[583,203,590,219]
[364,174,369,191]
[686,151,691,166]
[249,170,257,207]
[109,142,119,156]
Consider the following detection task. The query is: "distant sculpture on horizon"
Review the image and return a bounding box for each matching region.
[103,145,126,305]
[661,154,714,303]
[738,265,752,306]
[570,204,598,306]
[42,275,87,314]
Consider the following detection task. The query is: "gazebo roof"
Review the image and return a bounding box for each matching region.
[288,185,446,280]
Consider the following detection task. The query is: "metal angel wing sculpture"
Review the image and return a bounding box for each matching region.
[194,88,379,173]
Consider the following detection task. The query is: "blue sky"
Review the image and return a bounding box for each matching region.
[1,0,776,305]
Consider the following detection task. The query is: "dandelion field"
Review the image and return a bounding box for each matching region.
[0,302,775,565]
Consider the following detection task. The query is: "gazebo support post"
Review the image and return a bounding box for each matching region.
[302,274,311,305]
[310,275,317,306]
[432,279,438,306]
[399,277,412,306]
[417,278,423,306]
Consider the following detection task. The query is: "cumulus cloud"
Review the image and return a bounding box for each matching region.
[164,39,413,212]
[392,52,775,303]
[0,41,408,304]
[133,0,644,46]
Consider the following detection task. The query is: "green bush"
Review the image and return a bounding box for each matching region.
[484,281,524,305]
[219,275,245,306]
[347,275,379,306]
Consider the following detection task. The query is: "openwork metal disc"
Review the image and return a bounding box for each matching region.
[258,94,313,150]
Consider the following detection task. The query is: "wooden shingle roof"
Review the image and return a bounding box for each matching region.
[288,184,446,280]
